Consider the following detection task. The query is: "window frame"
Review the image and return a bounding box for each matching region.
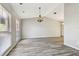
[0,5,11,32]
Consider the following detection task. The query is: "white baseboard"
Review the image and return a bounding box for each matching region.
[22,36,61,39]
[64,43,79,50]
[2,39,21,56]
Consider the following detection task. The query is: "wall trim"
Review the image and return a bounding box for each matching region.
[2,39,21,56]
[64,43,79,50]
[22,36,61,39]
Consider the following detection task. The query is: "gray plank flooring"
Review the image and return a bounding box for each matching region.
[8,37,79,56]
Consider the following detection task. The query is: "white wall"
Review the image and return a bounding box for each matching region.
[22,17,61,38]
[64,3,79,50]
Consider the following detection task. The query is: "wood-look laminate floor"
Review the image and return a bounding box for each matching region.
[8,37,79,56]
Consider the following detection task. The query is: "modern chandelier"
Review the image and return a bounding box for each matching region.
[37,7,43,22]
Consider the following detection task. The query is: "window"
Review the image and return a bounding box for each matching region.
[0,5,11,32]
[16,19,20,31]
[16,19,20,41]
[0,4,11,56]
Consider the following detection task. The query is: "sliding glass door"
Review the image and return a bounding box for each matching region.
[0,5,11,55]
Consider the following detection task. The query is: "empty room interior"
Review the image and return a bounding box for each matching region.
[0,3,79,56]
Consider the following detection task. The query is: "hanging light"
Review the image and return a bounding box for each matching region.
[37,7,43,22]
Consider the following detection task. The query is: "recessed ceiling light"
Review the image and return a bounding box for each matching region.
[54,12,56,14]
[19,3,23,5]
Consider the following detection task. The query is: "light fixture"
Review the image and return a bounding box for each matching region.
[37,7,43,22]
[19,3,23,5]
[54,11,56,14]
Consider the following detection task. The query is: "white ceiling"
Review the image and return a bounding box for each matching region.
[46,3,64,22]
[11,3,64,22]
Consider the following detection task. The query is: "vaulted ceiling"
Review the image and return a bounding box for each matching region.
[11,3,64,22]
